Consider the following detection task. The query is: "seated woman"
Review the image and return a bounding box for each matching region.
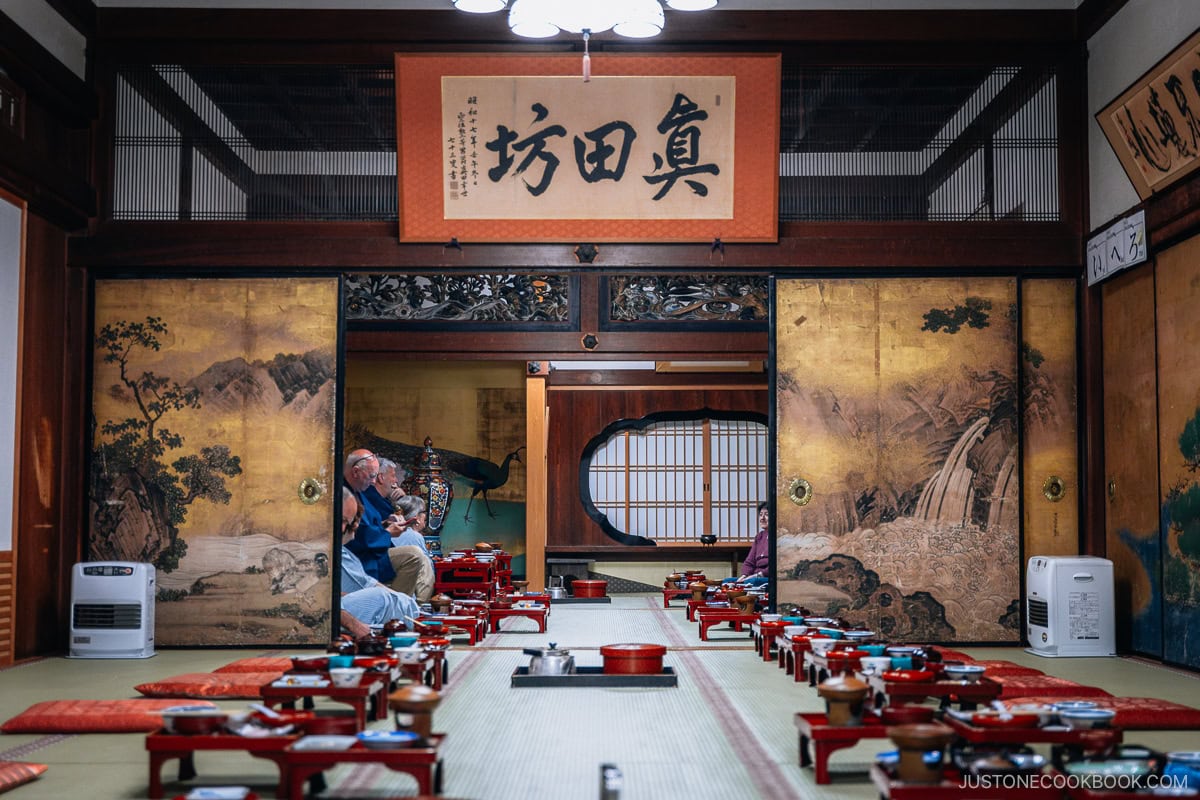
[724,502,771,586]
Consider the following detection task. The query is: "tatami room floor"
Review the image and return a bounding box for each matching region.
[1,595,1198,800]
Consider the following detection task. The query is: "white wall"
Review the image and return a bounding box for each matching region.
[1088,0,1200,230]
[0,197,21,552]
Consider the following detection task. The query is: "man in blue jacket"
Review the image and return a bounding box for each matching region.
[343,449,402,584]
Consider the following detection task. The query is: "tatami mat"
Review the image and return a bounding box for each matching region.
[1,595,1199,798]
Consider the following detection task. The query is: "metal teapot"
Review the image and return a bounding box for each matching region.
[546,575,568,600]
[523,642,576,675]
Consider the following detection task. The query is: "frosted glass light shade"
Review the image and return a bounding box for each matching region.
[508,0,559,38]
[453,0,508,12]
[613,2,664,38]
[469,0,717,39]
[666,0,717,10]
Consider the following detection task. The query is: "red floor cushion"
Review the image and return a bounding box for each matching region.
[993,673,1114,699]
[1000,696,1200,730]
[0,761,47,794]
[212,657,294,674]
[134,672,281,699]
[967,660,1045,676]
[0,699,219,733]
[930,648,977,663]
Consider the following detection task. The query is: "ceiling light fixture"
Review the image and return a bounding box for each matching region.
[452,0,718,39]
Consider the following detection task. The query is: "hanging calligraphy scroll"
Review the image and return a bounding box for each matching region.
[1097,27,1200,200]
[395,53,780,243]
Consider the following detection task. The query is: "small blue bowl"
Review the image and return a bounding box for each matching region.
[328,655,354,669]
[817,627,844,640]
[860,644,888,657]
[389,635,418,648]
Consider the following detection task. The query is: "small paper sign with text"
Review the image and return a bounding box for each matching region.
[1087,210,1146,286]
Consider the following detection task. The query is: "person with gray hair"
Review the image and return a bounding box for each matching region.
[387,493,434,601]
[338,486,419,637]
[365,457,406,518]
[343,448,427,599]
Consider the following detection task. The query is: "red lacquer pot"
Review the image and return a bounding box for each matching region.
[599,643,667,675]
[572,579,608,598]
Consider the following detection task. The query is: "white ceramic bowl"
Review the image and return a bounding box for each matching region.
[328,667,366,688]
[1059,708,1116,729]
[843,630,875,641]
[395,647,424,665]
[809,638,839,656]
[759,613,782,623]
[860,656,894,675]
[1006,702,1055,726]
[784,625,810,637]
[942,664,986,683]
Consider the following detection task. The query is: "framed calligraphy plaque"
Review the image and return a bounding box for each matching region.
[395,53,780,243]
[1097,27,1200,200]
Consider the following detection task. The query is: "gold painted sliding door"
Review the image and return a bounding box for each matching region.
[774,278,1020,642]
[89,278,340,646]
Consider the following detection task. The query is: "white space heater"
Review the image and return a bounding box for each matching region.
[69,562,156,658]
[1025,555,1115,658]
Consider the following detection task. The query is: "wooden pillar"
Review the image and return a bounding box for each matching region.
[525,364,548,591]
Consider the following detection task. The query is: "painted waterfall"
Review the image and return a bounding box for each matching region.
[774,278,1020,642]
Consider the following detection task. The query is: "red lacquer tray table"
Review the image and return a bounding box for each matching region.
[805,650,860,686]
[781,635,812,682]
[488,604,548,633]
[696,607,755,640]
[663,587,691,608]
[795,711,889,785]
[869,763,1063,799]
[686,598,714,621]
[753,620,787,661]
[942,712,1122,767]
[868,673,1002,711]
[280,733,445,800]
[399,652,446,692]
[507,592,552,607]
[433,560,496,600]
[437,614,486,645]
[259,674,387,730]
[145,729,297,799]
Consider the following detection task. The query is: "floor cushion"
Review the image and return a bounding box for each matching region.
[965,660,1045,676]
[134,672,282,699]
[930,648,977,663]
[992,673,1114,699]
[1001,695,1200,729]
[0,699,218,733]
[0,761,47,794]
[212,657,294,674]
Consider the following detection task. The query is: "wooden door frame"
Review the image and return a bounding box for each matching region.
[0,186,25,667]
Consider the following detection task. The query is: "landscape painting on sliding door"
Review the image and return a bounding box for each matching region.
[88,278,340,646]
[774,277,1020,642]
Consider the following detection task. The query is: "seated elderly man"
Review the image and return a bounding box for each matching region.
[387,494,434,602]
[339,486,419,638]
[343,449,429,597]
[364,456,406,518]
